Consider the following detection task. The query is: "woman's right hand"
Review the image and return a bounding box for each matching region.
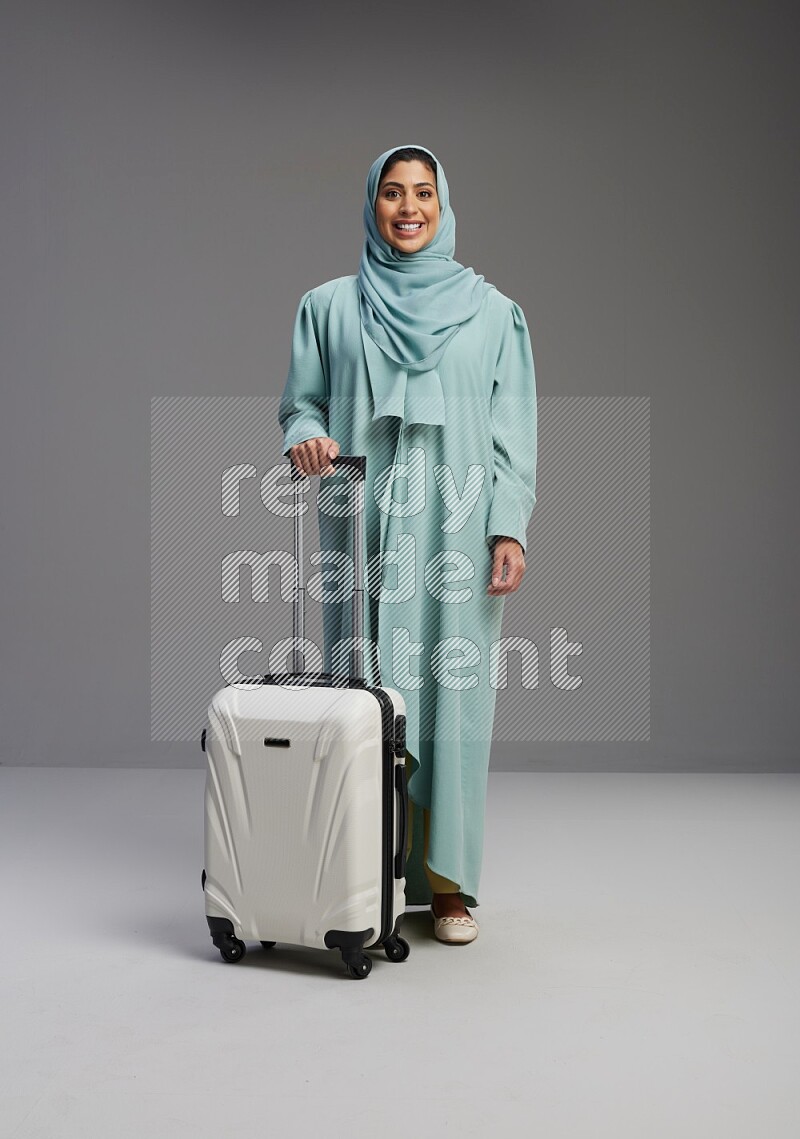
[288,436,341,477]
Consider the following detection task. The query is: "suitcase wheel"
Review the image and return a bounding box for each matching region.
[260,941,277,950]
[343,953,372,980]
[218,936,246,964]
[383,936,410,963]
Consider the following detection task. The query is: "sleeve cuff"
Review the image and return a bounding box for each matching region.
[485,495,529,555]
[281,416,328,457]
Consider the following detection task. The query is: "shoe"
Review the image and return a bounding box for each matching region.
[431,903,479,944]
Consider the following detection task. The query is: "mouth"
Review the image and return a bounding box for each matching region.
[393,221,424,237]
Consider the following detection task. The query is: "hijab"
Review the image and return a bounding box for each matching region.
[357,144,495,426]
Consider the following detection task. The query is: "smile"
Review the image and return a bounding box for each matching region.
[394,222,424,232]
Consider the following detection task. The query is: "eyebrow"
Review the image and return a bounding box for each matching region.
[381,180,436,190]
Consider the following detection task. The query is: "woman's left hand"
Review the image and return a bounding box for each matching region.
[487,537,526,595]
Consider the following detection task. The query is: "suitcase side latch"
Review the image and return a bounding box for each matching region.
[393,714,406,758]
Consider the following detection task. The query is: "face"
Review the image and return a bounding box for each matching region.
[374,159,440,252]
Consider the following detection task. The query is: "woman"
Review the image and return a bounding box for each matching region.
[279,144,537,945]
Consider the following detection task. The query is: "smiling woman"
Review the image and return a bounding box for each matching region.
[374,155,441,253]
[278,143,538,941]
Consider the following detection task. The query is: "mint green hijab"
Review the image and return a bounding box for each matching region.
[358,144,495,426]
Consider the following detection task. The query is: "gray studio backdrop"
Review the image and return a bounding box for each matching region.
[2,0,797,770]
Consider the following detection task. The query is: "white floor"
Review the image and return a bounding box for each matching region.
[1,768,798,1138]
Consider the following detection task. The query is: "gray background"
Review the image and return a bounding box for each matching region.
[2,0,797,770]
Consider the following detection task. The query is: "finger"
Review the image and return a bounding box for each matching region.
[487,554,524,594]
[321,439,338,477]
[491,553,507,588]
[318,438,337,477]
[290,448,307,476]
[488,574,513,593]
[505,555,525,582]
[327,439,344,477]
[303,440,322,477]
[503,565,524,591]
[506,558,526,590]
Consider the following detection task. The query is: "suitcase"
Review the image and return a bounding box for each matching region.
[201,453,410,979]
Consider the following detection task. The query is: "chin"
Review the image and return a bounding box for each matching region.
[390,236,430,253]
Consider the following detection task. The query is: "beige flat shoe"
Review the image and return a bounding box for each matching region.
[431,904,479,944]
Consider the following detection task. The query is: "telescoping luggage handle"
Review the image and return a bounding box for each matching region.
[289,453,368,685]
[287,453,409,884]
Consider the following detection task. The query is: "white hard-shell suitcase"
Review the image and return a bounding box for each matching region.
[201,454,410,979]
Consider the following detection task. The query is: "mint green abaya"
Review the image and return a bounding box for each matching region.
[278,147,537,908]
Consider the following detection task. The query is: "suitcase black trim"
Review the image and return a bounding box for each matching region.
[363,683,403,946]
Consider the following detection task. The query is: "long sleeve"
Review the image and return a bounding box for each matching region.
[278,289,330,456]
[485,300,538,555]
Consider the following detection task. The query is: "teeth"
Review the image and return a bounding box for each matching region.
[396,223,422,230]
